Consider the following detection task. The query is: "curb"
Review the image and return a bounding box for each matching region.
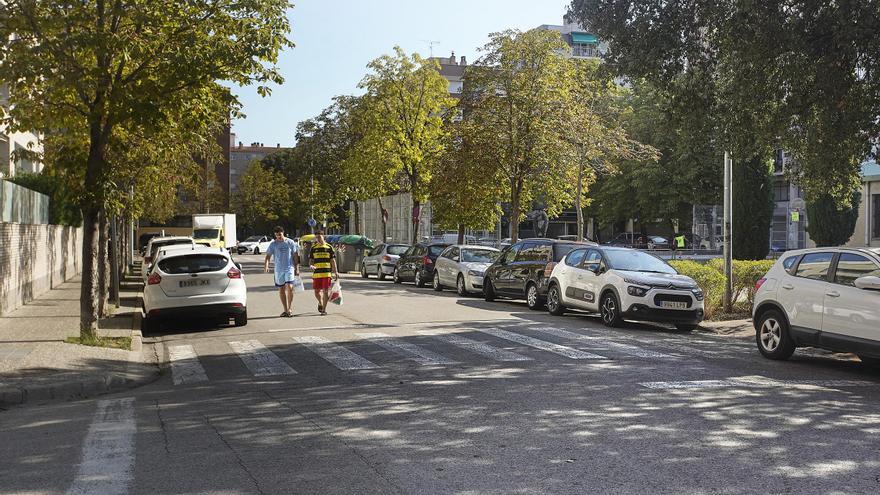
[0,284,160,410]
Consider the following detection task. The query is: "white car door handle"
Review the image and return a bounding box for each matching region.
[781,284,794,290]
[826,290,841,298]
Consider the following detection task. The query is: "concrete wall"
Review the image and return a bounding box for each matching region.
[351,193,434,244]
[0,222,82,315]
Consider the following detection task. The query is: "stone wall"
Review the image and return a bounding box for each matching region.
[0,223,82,315]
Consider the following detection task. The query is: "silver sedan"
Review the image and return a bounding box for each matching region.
[432,245,501,295]
[361,243,411,280]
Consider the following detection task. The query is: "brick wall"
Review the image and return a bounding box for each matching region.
[0,223,82,315]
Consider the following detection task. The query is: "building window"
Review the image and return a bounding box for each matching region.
[873,194,880,239]
[773,183,790,202]
[773,149,784,174]
[572,43,599,58]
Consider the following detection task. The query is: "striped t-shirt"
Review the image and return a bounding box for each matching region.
[309,242,335,279]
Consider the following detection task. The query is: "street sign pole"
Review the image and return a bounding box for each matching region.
[723,152,733,314]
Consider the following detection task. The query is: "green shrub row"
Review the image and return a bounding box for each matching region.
[668,259,775,319]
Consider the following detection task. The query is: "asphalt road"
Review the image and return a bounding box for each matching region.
[2,256,879,495]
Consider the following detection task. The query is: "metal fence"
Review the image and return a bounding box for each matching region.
[0,180,49,224]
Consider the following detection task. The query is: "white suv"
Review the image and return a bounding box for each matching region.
[143,247,248,333]
[753,247,880,365]
[546,246,705,330]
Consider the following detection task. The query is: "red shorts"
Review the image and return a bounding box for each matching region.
[312,277,332,290]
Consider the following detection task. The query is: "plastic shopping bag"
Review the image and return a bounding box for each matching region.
[292,276,305,293]
[329,280,343,305]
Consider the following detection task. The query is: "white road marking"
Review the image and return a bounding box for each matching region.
[476,328,608,359]
[269,323,376,333]
[417,331,533,362]
[357,332,458,365]
[294,336,379,370]
[66,398,136,495]
[532,327,674,359]
[639,376,877,390]
[168,345,208,385]
[228,340,297,376]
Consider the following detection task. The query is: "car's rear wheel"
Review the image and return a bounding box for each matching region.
[456,275,469,296]
[377,266,386,281]
[433,273,443,291]
[674,324,698,332]
[253,247,260,255]
[526,283,544,310]
[756,309,795,360]
[234,310,248,327]
[600,292,624,328]
[414,270,425,287]
[858,355,880,368]
[393,267,402,284]
[142,316,160,334]
[547,284,565,316]
[484,279,496,302]
[360,264,369,279]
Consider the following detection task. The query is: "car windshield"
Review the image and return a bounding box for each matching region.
[193,229,220,239]
[462,249,499,263]
[151,239,191,256]
[244,236,262,242]
[158,254,228,274]
[387,245,409,256]
[604,249,676,274]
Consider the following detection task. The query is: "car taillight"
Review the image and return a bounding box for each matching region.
[227,267,242,279]
[755,277,766,291]
[382,255,392,262]
[423,255,432,265]
[544,262,557,278]
[147,273,161,285]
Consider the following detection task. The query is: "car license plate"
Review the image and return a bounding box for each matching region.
[179,279,210,288]
[661,301,688,310]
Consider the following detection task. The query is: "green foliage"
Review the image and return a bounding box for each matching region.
[732,154,774,260]
[232,161,290,234]
[806,190,862,247]
[668,260,726,319]
[8,172,82,226]
[671,258,775,318]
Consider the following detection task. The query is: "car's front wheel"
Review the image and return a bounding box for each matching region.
[377,266,386,281]
[433,273,443,291]
[414,270,425,287]
[484,278,496,302]
[234,310,248,327]
[526,283,544,310]
[253,247,260,255]
[393,267,402,284]
[456,274,469,296]
[756,309,796,360]
[360,264,369,279]
[600,292,624,328]
[547,284,565,316]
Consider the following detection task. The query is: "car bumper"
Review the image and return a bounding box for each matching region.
[465,274,484,292]
[144,287,247,315]
[380,263,396,274]
[145,302,246,320]
[622,304,704,325]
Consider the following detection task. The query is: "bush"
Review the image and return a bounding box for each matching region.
[671,258,775,318]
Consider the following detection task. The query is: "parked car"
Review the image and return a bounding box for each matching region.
[545,246,705,330]
[699,235,724,251]
[142,247,247,333]
[605,233,649,250]
[138,233,162,255]
[237,235,271,255]
[752,247,880,366]
[393,243,450,287]
[143,236,196,281]
[646,236,670,250]
[427,232,477,245]
[483,238,596,309]
[432,245,501,295]
[361,243,410,280]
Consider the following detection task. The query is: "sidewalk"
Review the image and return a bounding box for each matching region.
[698,318,754,339]
[0,270,159,409]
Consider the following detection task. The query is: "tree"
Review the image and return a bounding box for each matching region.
[0,0,291,337]
[356,47,455,244]
[232,161,290,235]
[460,29,583,242]
[569,0,880,205]
[732,155,775,260]
[807,191,862,247]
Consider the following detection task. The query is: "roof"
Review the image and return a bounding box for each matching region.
[231,146,291,154]
[862,158,880,180]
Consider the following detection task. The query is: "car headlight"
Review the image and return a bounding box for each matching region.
[627,285,648,297]
[692,289,704,301]
[468,269,484,277]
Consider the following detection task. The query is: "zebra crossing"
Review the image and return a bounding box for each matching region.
[164,326,756,386]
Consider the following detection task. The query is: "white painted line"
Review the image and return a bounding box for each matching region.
[476,328,608,360]
[639,376,877,390]
[533,327,673,359]
[269,323,376,333]
[228,340,297,376]
[357,332,458,365]
[417,330,533,362]
[294,336,379,370]
[639,380,732,390]
[168,345,208,385]
[66,398,136,495]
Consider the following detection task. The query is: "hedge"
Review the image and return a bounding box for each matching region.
[668,259,775,319]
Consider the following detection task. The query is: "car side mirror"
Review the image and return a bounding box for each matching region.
[452,256,459,262]
[854,276,880,291]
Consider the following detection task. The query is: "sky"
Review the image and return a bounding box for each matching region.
[229,0,571,147]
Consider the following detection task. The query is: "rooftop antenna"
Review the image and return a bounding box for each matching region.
[420,40,440,57]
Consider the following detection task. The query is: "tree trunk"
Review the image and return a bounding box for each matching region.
[377,197,387,243]
[353,201,361,235]
[457,224,465,245]
[509,179,521,243]
[98,210,110,318]
[411,198,421,245]
[80,207,101,338]
[576,160,584,242]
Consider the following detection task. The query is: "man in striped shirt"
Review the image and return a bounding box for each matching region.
[309,231,339,315]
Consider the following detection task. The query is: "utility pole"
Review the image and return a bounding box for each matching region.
[723,151,734,313]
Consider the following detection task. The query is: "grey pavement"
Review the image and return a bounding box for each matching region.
[1,255,879,494]
[0,272,159,408]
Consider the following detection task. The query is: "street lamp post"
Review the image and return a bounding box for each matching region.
[723,151,734,313]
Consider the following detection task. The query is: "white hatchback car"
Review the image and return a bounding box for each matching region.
[546,246,705,330]
[143,247,247,332]
[142,236,196,282]
[432,245,501,295]
[752,247,880,365]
